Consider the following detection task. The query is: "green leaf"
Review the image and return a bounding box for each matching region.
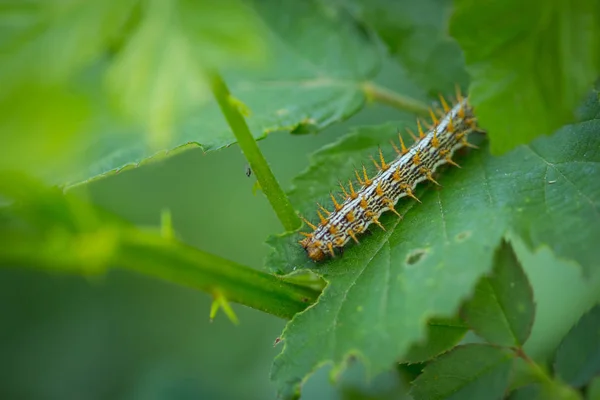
[402,318,469,364]
[409,344,514,400]
[1,0,386,186]
[0,0,267,178]
[554,304,600,388]
[588,377,600,400]
[74,0,382,186]
[347,0,469,96]
[0,0,138,87]
[507,383,582,400]
[105,0,268,151]
[268,94,600,398]
[0,0,138,175]
[462,240,535,347]
[450,0,600,154]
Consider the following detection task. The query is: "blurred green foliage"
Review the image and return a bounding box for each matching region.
[0,96,407,398]
[1,0,600,399]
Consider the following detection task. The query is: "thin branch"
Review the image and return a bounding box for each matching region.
[1,227,320,320]
[0,173,320,320]
[209,71,300,231]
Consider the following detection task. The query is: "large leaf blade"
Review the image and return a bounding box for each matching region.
[462,240,536,347]
[410,344,514,400]
[268,95,600,398]
[554,304,600,388]
[449,0,600,154]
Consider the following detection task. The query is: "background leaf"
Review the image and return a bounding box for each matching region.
[105,0,268,150]
[506,383,581,400]
[588,377,600,400]
[74,0,384,186]
[268,93,600,398]
[346,0,469,96]
[409,344,514,400]
[0,0,390,187]
[0,0,138,176]
[462,240,535,347]
[554,304,600,388]
[450,0,600,154]
[402,318,468,364]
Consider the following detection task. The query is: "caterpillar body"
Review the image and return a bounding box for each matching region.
[299,93,479,262]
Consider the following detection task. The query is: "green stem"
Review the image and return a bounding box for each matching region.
[0,171,319,320]
[1,229,320,320]
[514,347,582,399]
[118,232,320,319]
[514,347,554,385]
[209,71,300,231]
[362,82,430,116]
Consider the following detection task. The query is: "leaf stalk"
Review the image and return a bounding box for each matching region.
[209,71,301,231]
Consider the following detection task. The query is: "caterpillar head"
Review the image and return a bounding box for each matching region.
[299,236,327,262]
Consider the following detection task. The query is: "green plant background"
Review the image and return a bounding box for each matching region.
[1,0,599,398]
[3,100,599,399]
[0,103,399,399]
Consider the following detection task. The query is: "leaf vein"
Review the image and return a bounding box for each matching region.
[525,145,599,217]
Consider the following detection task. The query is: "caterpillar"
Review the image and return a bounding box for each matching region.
[299,91,480,262]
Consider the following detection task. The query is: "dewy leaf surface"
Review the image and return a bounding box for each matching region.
[267,95,600,398]
[462,240,535,347]
[554,304,600,388]
[450,0,600,154]
[410,344,514,400]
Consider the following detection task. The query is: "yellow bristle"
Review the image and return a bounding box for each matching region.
[378,148,389,170]
[371,155,381,171]
[330,192,342,211]
[301,216,317,230]
[405,188,422,203]
[417,119,426,138]
[355,169,364,185]
[372,217,386,231]
[347,228,359,244]
[317,203,331,216]
[438,94,450,113]
[429,108,439,126]
[345,211,355,222]
[406,127,418,142]
[327,242,335,257]
[348,180,358,199]
[362,165,372,186]
[375,181,384,197]
[338,182,350,199]
[317,210,327,224]
[445,156,461,168]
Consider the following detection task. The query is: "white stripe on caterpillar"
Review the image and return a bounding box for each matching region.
[299,93,479,262]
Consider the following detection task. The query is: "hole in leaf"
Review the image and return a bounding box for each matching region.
[406,249,428,265]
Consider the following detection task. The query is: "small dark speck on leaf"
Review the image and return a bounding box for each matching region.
[274,337,281,347]
[456,231,471,242]
[301,297,309,303]
[406,249,428,265]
